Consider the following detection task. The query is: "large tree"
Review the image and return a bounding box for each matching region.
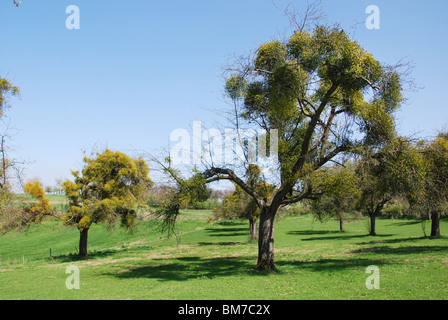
[203,21,406,270]
[62,149,153,257]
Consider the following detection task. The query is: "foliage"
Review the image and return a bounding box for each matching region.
[151,159,211,237]
[23,181,54,218]
[215,185,259,220]
[61,149,153,233]
[279,201,312,216]
[354,137,426,235]
[422,133,448,210]
[214,165,273,221]
[0,182,55,234]
[415,132,448,236]
[310,163,361,228]
[0,77,20,116]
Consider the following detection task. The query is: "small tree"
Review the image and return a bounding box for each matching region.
[422,133,448,237]
[61,149,153,257]
[216,185,259,240]
[310,163,360,231]
[355,137,425,236]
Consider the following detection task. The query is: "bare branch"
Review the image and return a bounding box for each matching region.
[273,0,327,32]
[207,167,263,206]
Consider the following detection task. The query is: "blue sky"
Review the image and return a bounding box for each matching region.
[1,0,447,188]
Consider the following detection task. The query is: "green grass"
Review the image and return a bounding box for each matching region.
[0,209,447,300]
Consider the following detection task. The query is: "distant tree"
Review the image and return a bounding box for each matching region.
[208,189,233,203]
[61,149,153,257]
[0,181,55,233]
[310,163,360,231]
[215,165,273,240]
[217,185,259,240]
[45,185,54,194]
[355,137,425,236]
[54,177,65,195]
[421,132,448,237]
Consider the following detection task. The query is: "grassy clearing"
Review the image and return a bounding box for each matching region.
[0,208,447,300]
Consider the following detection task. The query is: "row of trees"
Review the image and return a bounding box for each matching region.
[309,134,448,238]
[213,132,448,240]
[1,4,447,271]
[0,77,447,263]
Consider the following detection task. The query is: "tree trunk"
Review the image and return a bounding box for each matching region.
[430,211,440,237]
[369,213,376,236]
[339,214,344,232]
[79,229,89,257]
[249,217,257,240]
[256,206,276,271]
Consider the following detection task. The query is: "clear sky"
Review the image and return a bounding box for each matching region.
[1,0,447,189]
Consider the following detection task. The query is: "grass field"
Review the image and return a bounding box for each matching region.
[1,202,447,300]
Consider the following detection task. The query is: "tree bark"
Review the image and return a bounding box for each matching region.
[339,215,344,232]
[256,206,276,271]
[249,217,257,240]
[430,211,440,237]
[79,229,89,257]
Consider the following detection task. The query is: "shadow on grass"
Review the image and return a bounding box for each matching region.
[50,249,120,263]
[358,236,427,245]
[215,221,247,227]
[197,241,245,246]
[206,227,249,237]
[106,255,257,282]
[289,232,394,241]
[391,219,426,226]
[287,230,342,236]
[276,257,390,272]
[106,254,394,282]
[352,245,448,255]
